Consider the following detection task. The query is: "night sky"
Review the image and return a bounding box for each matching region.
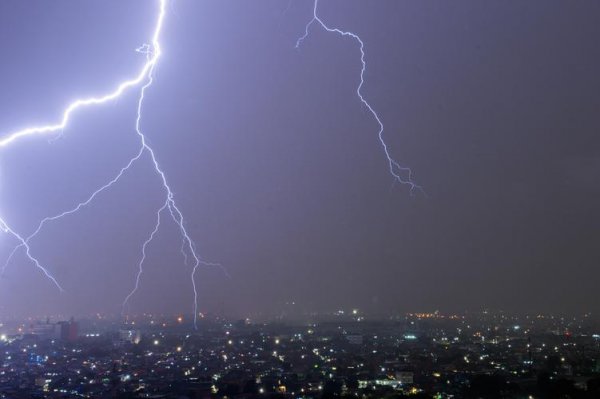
[0,0,599,318]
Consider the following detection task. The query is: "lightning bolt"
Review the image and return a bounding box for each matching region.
[296,0,423,194]
[0,0,212,328]
[0,217,64,292]
[2,0,420,329]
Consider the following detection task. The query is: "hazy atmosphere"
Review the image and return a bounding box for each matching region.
[1,0,599,318]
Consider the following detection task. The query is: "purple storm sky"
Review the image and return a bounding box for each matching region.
[0,0,599,318]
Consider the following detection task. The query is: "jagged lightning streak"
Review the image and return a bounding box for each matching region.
[0,0,210,328]
[0,217,64,292]
[1,148,145,277]
[296,0,423,194]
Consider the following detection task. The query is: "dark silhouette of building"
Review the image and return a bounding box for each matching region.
[58,317,78,342]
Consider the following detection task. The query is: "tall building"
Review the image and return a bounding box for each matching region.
[58,318,78,342]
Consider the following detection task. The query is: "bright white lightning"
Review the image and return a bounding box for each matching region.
[1,0,419,328]
[0,0,211,328]
[0,2,165,148]
[297,0,423,194]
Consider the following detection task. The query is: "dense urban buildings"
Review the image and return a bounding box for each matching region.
[2,311,600,398]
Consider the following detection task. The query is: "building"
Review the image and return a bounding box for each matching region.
[58,318,78,342]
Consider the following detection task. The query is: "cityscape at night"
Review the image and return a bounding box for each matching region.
[3,311,600,397]
[1,0,599,397]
